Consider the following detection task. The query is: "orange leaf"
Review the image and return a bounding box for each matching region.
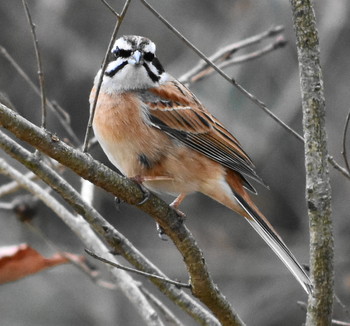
[0,244,70,284]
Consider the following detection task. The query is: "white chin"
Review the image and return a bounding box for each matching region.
[101,65,157,93]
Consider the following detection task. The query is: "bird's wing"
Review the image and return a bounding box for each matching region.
[138,80,265,190]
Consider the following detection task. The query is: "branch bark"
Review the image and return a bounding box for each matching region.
[290,1,334,325]
[0,103,242,325]
[0,158,164,326]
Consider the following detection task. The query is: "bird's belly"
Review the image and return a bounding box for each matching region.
[94,124,223,196]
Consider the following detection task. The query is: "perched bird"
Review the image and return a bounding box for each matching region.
[91,35,312,294]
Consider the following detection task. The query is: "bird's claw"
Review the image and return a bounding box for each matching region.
[130,176,151,205]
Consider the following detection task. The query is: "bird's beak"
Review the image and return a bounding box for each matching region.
[129,50,143,65]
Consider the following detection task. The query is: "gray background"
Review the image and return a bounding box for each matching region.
[0,1,349,325]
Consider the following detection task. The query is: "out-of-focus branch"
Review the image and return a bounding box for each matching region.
[22,0,47,128]
[0,46,80,145]
[85,249,191,288]
[179,26,286,85]
[83,0,131,151]
[141,0,350,181]
[290,1,334,325]
[0,110,220,326]
[0,157,164,326]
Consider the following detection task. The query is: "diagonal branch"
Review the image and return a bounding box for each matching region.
[0,158,164,326]
[141,0,350,181]
[0,106,222,325]
[82,0,131,152]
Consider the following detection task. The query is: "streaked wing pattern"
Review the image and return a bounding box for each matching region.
[139,80,265,189]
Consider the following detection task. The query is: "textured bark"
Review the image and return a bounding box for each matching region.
[0,103,243,326]
[290,1,334,325]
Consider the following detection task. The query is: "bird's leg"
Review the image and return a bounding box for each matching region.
[170,193,187,218]
[130,175,175,205]
[156,193,187,241]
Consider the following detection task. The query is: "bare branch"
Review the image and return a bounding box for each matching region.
[290,1,334,325]
[82,0,132,152]
[179,26,286,85]
[140,0,303,145]
[0,157,165,326]
[0,119,219,326]
[0,46,80,145]
[86,249,191,288]
[182,36,287,86]
[140,1,350,182]
[98,0,120,17]
[0,171,36,198]
[22,0,47,129]
[141,288,185,326]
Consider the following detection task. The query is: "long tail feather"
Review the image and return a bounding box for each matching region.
[233,191,312,294]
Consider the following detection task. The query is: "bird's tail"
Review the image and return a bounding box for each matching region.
[226,172,313,295]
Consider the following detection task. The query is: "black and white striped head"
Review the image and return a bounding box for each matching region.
[96,35,170,93]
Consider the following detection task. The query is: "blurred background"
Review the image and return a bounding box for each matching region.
[0,0,349,325]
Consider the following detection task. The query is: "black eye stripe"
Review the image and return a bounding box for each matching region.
[113,48,132,58]
[143,62,160,83]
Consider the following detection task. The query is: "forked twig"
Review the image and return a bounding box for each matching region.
[85,249,191,289]
[342,110,350,172]
[180,25,285,85]
[182,35,287,85]
[82,0,132,152]
[99,0,120,17]
[22,0,47,129]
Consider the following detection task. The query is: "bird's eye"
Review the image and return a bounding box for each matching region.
[113,48,132,58]
[143,52,155,61]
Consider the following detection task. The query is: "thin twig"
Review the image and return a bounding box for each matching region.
[0,156,164,326]
[334,294,350,320]
[140,0,303,143]
[86,249,191,289]
[141,287,185,326]
[141,0,350,181]
[180,25,285,84]
[0,46,80,145]
[183,36,287,85]
[22,0,47,129]
[24,221,117,290]
[0,171,36,198]
[0,202,15,210]
[82,0,132,152]
[0,123,218,325]
[99,0,120,17]
[341,110,350,173]
[332,320,350,326]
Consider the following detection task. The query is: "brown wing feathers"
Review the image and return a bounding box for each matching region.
[143,80,264,188]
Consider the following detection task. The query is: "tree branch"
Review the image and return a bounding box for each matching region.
[0,157,164,326]
[83,0,131,151]
[22,0,47,129]
[0,107,222,325]
[290,1,334,325]
[85,249,191,289]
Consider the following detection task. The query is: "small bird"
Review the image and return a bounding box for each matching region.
[91,35,312,294]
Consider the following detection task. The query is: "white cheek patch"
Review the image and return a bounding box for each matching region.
[143,41,156,54]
